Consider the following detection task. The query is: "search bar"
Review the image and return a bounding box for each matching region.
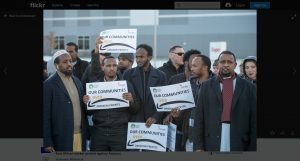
[174,2,220,9]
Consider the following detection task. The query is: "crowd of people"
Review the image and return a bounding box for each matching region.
[43,37,257,152]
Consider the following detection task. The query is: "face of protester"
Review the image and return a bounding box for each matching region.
[218,53,237,77]
[191,57,207,77]
[118,57,132,70]
[57,54,73,76]
[103,58,117,80]
[245,61,257,80]
[66,45,77,62]
[136,48,151,68]
[187,54,199,76]
[213,65,219,76]
[170,47,184,66]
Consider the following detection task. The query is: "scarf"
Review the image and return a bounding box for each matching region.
[219,74,236,122]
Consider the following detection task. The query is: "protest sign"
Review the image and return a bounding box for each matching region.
[86,81,129,110]
[99,29,137,53]
[150,81,195,112]
[126,122,168,152]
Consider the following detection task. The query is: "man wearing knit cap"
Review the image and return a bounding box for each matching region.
[117,53,134,75]
[43,50,89,152]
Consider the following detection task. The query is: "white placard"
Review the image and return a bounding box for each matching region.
[150,81,195,112]
[126,122,168,152]
[167,123,177,152]
[86,81,129,110]
[99,29,137,53]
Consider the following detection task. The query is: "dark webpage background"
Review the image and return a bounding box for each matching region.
[0,2,299,139]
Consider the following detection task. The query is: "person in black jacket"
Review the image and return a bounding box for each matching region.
[123,44,167,127]
[193,51,256,152]
[66,42,89,81]
[83,56,140,151]
[81,51,110,92]
[158,45,185,82]
[163,49,201,151]
[168,49,202,85]
[183,55,214,151]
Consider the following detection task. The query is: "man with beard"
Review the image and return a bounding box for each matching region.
[66,42,89,81]
[193,51,256,152]
[123,44,167,127]
[43,50,89,152]
[83,56,139,151]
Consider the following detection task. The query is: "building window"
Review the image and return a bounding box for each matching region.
[54,36,65,49]
[77,10,90,27]
[78,36,90,50]
[53,10,65,27]
[103,10,117,26]
[159,10,188,25]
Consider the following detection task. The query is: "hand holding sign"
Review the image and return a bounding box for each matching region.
[83,95,90,104]
[122,92,133,103]
[95,36,104,54]
[163,114,173,125]
[146,117,157,128]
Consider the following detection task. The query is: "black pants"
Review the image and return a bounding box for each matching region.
[175,133,183,151]
[90,130,127,151]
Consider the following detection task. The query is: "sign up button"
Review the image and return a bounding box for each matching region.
[250,2,270,9]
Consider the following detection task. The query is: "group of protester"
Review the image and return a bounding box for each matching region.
[43,36,257,152]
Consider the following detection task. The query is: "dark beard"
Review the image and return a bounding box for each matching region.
[220,72,231,77]
[62,70,72,76]
[118,66,126,70]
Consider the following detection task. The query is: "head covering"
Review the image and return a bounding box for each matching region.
[118,53,134,62]
[242,56,257,82]
[243,56,257,68]
[244,56,257,62]
[52,50,70,63]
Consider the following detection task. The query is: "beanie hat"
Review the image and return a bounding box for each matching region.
[118,53,134,62]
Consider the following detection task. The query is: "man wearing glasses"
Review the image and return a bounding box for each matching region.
[158,45,185,82]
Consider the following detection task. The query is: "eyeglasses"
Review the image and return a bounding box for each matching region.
[172,52,184,56]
